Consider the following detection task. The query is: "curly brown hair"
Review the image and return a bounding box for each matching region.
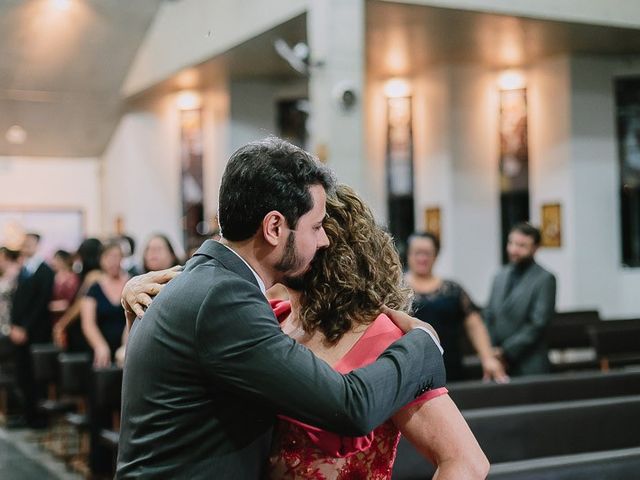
[297,184,412,344]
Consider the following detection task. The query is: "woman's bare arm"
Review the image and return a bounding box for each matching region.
[393,394,489,480]
[464,312,509,383]
[80,296,111,368]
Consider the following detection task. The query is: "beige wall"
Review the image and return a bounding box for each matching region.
[366,52,640,317]
[0,156,101,237]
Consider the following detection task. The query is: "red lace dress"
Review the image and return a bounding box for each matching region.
[266,300,447,480]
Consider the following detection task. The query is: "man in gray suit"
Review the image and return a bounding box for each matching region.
[116,138,445,479]
[485,223,556,376]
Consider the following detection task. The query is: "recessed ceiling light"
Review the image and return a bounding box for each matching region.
[5,125,27,145]
[52,0,72,11]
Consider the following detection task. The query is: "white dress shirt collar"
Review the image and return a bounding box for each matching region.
[219,243,266,295]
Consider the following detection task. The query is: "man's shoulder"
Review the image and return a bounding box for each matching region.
[532,262,555,281]
[494,264,511,279]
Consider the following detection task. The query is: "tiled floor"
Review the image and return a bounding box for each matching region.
[0,428,82,480]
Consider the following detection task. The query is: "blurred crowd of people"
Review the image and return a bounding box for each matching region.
[0,231,180,428]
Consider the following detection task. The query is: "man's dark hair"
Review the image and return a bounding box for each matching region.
[218,137,335,241]
[26,232,41,243]
[0,246,20,262]
[408,231,441,256]
[510,222,541,245]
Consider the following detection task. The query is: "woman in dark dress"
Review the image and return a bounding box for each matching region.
[406,232,508,383]
[81,241,129,367]
[53,237,103,352]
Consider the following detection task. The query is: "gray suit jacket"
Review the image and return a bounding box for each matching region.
[117,240,445,479]
[484,261,556,376]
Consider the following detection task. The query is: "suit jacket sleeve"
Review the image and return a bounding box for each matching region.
[483,275,499,343]
[195,276,446,437]
[21,267,55,335]
[501,273,556,361]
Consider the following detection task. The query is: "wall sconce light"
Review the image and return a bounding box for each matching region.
[176,90,202,111]
[384,77,415,258]
[497,70,526,91]
[384,78,412,98]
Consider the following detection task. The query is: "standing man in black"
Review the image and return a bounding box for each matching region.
[485,223,557,376]
[10,232,54,428]
[117,138,446,479]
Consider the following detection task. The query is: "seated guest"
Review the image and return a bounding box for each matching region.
[406,232,508,383]
[81,241,129,367]
[142,234,180,273]
[49,250,80,327]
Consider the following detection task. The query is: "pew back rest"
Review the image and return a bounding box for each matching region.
[30,343,63,384]
[448,369,640,409]
[466,395,640,463]
[58,352,92,397]
[489,447,640,480]
[92,366,123,413]
[589,319,640,356]
[547,310,600,349]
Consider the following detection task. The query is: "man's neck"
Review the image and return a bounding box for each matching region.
[221,239,275,290]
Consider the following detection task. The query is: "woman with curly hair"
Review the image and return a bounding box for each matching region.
[265,184,487,479]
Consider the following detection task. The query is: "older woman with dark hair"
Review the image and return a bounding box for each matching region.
[142,234,180,273]
[406,232,508,383]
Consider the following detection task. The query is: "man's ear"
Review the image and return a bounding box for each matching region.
[262,211,286,247]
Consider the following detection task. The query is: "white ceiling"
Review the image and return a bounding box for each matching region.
[4,1,640,157]
[367,0,640,77]
[126,13,308,107]
[0,0,161,157]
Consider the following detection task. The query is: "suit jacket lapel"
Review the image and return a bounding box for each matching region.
[502,262,538,310]
[191,240,260,290]
[497,266,513,305]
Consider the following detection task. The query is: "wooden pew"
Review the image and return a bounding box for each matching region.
[466,395,640,463]
[547,310,600,350]
[90,366,123,477]
[392,395,640,479]
[448,368,640,410]
[547,310,600,372]
[393,444,640,480]
[489,446,640,479]
[461,310,601,378]
[589,318,640,371]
